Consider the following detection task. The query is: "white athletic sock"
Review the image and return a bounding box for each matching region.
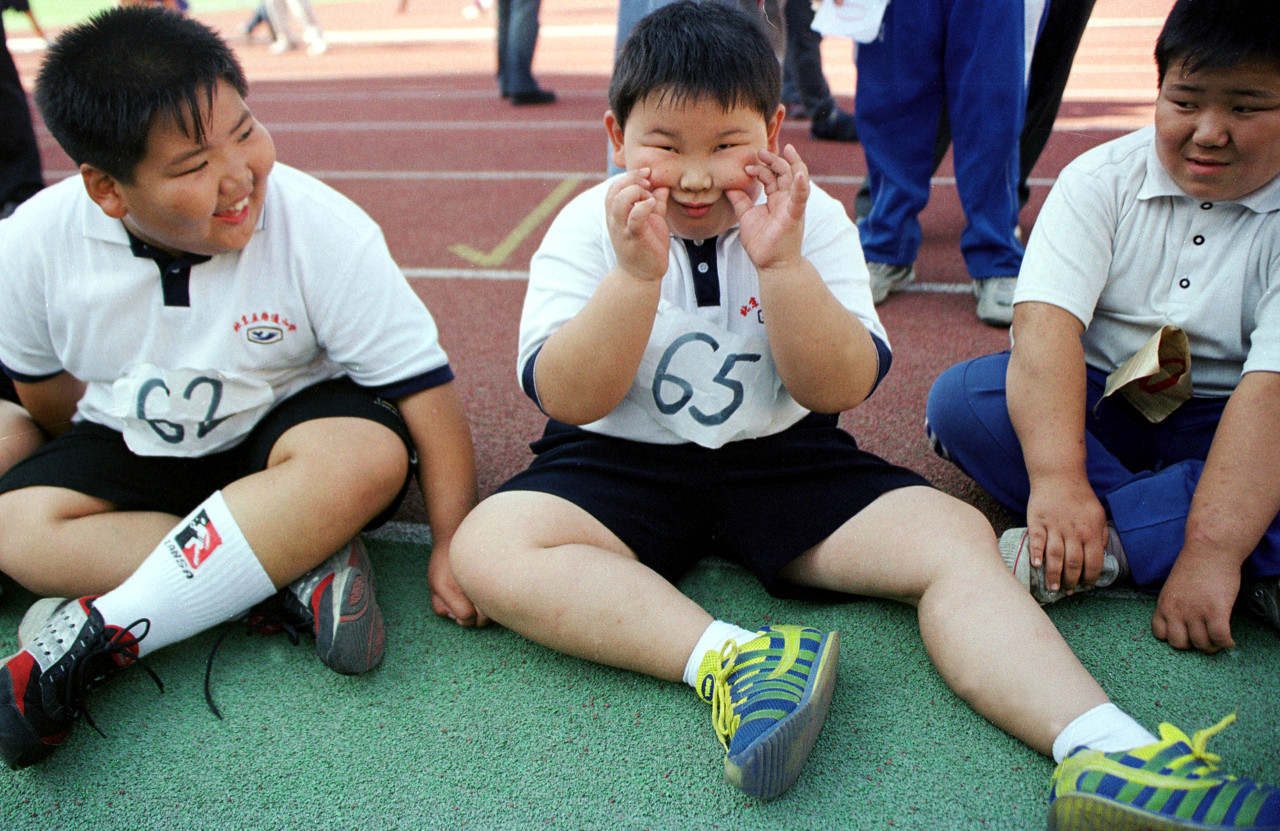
[92,491,277,657]
[1052,702,1159,763]
[682,620,759,689]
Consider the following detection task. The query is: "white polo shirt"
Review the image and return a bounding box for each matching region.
[0,164,452,456]
[517,178,887,447]
[1014,125,1280,396]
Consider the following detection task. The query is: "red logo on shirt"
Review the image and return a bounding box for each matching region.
[233,312,297,338]
[739,297,760,317]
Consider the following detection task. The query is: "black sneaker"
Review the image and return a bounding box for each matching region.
[809,103,858,142]
[509,89,556,106]
[0,597,159,769]
[1246,575,1279,631]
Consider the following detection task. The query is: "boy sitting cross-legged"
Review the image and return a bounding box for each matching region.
[0,7,480,769]
[451,2,1280,823]
[926,0,1280,655]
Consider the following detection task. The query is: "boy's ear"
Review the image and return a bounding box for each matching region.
[604,110,627,170]
[766,104,785,153]
[80,164,129,219]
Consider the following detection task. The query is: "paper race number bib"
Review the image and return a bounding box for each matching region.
[112,366,275,456]
[626,301,803,448]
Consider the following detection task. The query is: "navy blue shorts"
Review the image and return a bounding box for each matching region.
[496,414,932,597]
[0,377,415,528]
[0,374,18,405]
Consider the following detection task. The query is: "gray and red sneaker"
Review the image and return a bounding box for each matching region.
[282,537,384,675]
[0,597,159,769]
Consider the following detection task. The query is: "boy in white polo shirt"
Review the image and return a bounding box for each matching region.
[451,3,1280,824]
[926,0,1280,653]
[0,7,479,768]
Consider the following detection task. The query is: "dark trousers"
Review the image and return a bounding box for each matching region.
[857,0,1098,215]
[496,0,542,96]
[926,352,1280,589]
[0,16,43,210]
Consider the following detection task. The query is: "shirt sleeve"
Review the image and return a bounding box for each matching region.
[0,215,62,381]
[802,185,890,347]
[1014,162,1118,328]
[1243,244,1280,377]
[517,184,613,405]
[302,217,452,395]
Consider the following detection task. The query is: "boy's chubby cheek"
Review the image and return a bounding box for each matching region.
[718,160,762,195]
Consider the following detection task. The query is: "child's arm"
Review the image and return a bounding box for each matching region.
[393,382,484,626]
[1152,370,1280,654]
[1008,301,1111,593]
[531,169,670,424]
[13,372,85,437]
[726,145,879,412]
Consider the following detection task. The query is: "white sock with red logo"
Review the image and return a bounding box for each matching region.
[92,491,276,657]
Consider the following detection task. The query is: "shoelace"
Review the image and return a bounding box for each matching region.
[1166,712,1236,775]
[708,641,753,751]
[705,632,802,752]
[202,602,305,720]
[63,618,163,738]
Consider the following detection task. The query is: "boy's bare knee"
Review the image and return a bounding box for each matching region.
[450,497,514,591]
[0,487,113,584]
[270,418,409,502]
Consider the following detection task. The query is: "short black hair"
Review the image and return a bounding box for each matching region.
[1155,0,1280,85]
[609,0,781,130]
[35,6,248,183]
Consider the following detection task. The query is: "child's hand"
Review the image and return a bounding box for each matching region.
[605,168,671,283]
[428,540,489,627]
[1152,551,1240,654]
[726,144,809,272]
[1025,478,1110,593]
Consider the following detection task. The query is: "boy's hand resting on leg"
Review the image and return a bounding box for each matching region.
[726,144,808,272]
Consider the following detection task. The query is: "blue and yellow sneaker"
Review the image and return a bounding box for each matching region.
[1049,714,1280,830]
[695,625,838,800]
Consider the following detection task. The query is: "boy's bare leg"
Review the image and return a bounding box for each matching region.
[451,490,713,681]
[220,417,408,585]
[0,489,175,594]
[0,417,408,597]
[780,485,1110,757]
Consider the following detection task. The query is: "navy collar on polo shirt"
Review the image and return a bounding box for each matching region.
[127,230,212,308]
[680,236,720,307]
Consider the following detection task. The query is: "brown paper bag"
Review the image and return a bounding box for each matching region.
[1101,325,1192,423]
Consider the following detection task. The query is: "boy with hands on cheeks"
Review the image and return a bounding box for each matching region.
[454,4,1280,824]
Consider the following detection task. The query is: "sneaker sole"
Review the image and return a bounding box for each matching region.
[0,657,61,770]
[17,597,68,648]
[723,630,839,800]
[1049,791,1249,831]
[312,539,385,675]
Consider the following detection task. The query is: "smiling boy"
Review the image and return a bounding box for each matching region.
[0,7,479,768]
[926,0,1280,654]
[450,3,1280,822]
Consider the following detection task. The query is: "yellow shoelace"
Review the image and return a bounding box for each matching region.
[1158,712,1236,774]
[708,641,744,751]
